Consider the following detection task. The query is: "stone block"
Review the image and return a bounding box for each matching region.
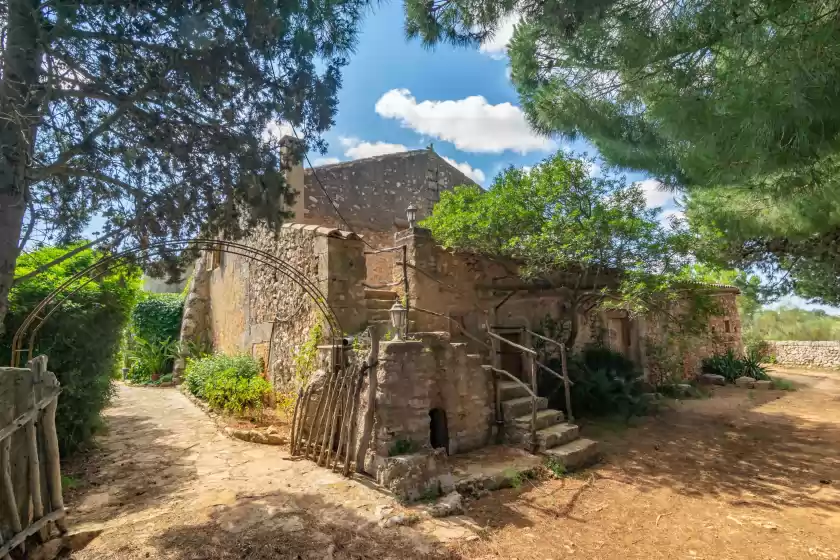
[735,376,756,388]
[542,438,600,471]
[699,373,726,386]
[375,448,454,503]
[501,396,548,419]
[513,408,564,431]
[754,380,772,390]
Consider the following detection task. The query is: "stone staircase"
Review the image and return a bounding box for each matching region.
[499,380,599,471]
[364,288,398,325]
[364,288,417,333]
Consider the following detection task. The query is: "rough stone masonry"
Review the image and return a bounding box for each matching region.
[766,341,840,368]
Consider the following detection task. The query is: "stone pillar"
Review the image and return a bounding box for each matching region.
[173,253,212,383]
[394,227,446,332]
[316,235,367,335]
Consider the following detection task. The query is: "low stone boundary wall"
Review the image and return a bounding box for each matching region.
[766,341,840,368]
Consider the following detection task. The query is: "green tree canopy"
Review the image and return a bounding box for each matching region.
[404,0,840,305]
[423,152,692,346]
[0,0,366,331]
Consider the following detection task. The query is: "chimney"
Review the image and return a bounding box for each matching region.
[279,135,307,222]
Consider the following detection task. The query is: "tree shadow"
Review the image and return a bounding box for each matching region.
[64,410,197,525]
[100,489,461,559]
[587,387,840,511]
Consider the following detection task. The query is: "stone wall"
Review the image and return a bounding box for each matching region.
[203,223,367,391]
[642,289,742,381]
[766,341,840,368]
[358,334,494,469]
[303,149,475,234]
[394,227,618,352]
[393,227,741,381]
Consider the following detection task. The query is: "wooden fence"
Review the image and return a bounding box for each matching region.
[0,356,66,559]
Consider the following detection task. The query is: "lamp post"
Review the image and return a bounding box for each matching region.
[406,204,418,229]
[389,301,407,341]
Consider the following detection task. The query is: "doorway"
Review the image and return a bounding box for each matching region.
[498,330,525,382]
[429,408,449,453]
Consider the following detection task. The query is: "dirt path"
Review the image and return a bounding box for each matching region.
[67,370,840,559]
[455,367,840,559]
[66,385,464,559]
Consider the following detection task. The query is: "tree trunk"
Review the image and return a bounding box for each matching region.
[0,0,45,333]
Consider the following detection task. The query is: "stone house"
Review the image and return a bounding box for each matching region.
[178,142,742,499]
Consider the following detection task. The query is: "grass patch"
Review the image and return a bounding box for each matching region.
[770,377,797,391]
[61,474,79,490]
[503,468,526,488]
[388,438,417,457]
[544,457,567,479]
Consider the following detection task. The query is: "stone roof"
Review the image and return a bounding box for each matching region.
[281,222,361,240]
[305,149,431,171]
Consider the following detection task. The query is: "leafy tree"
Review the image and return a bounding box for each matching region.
[0,244,140,454]
[423,152,692,346]
[0,0,366,332]
[403,0,840,305]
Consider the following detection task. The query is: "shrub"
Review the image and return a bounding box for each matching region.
[204,369,272,415]
[701,349,769,382]
[701,349,743,383]
[127,336,178,384]
[184,354,268,414]
[539,345,648,419]
[0,244,140,455]
[131,293,184,342]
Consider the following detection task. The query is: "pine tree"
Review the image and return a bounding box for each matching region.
[0,0,366,331]
[404,0,840,304]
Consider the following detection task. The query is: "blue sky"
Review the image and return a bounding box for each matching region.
[302,3,678,215]
[292,3,836,314]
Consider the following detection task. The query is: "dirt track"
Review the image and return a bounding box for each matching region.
[66,368,840,559]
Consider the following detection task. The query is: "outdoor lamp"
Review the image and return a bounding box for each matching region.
[406,204,418,229]
[389,301,407,340]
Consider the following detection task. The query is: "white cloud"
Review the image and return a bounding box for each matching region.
[263,120,294,142]
[479,13,518,59]
[635,179,674,208]
[374,89,555,154]
[661,208,685,223]
[311,156,341,166]
[338,136,409,159]
[442,156,486,184]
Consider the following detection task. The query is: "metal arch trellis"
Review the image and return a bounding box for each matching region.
[10,239,346,367]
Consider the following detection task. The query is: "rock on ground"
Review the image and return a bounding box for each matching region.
[699,373,726,386]
[429,492,464,518]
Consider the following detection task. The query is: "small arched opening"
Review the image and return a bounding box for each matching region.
[429,408,449,453]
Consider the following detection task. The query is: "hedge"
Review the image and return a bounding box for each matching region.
[0,244,141,455]
[131,292,184,342]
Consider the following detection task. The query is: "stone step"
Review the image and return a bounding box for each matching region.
[542,438,599,471]
[498,380,530,401]
[364,289,398,300]
[513,408,565,431]
[366,299,396,310]
[502,396,548,420]
[535,423,580,451]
